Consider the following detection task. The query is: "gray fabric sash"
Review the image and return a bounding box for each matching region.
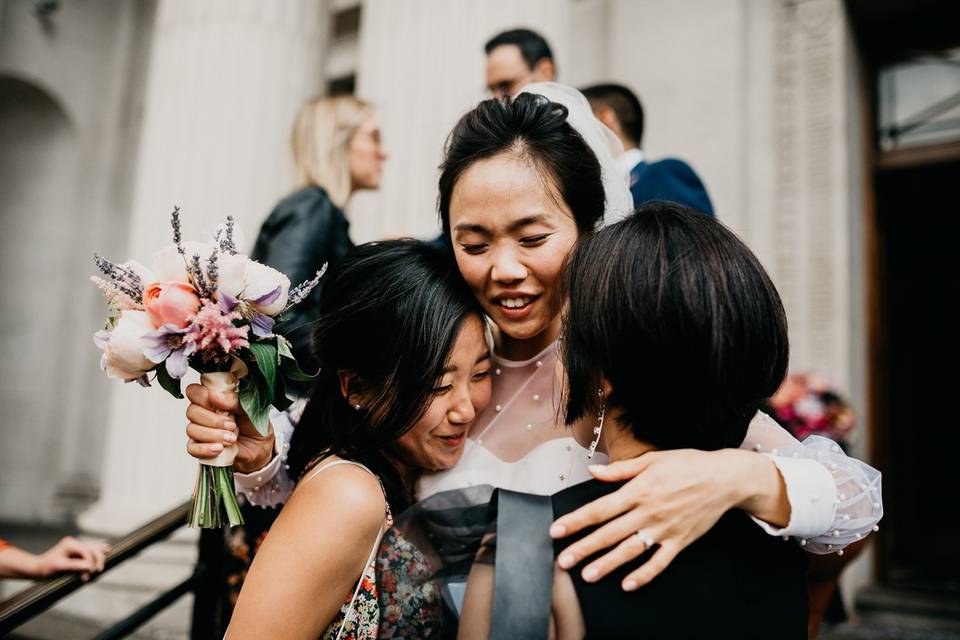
[490,489,555,640]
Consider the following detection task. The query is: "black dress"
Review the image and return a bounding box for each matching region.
[552,480,809,639]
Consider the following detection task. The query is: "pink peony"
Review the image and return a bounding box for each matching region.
[143,281,201,328]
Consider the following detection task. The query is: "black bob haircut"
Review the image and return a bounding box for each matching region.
[581,83,645,147]
[287,239,484,511]
[484,28,554,70]
[438,92,605,238]
[562,202,789,451]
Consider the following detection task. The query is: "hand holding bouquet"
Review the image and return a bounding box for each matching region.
[91,207,322,527]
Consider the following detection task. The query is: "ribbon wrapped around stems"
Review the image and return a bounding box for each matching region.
[188,361,247,528]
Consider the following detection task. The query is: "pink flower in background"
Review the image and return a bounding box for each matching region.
[766,372,856,443]
[143,282,201,328]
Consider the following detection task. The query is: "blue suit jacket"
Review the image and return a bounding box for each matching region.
[630,158,714,216]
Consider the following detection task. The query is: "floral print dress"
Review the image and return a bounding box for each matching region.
[308,459,444,639]
[222,458,446,638]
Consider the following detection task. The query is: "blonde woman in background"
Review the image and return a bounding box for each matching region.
[185,95,386,632]
[248,95,388,373]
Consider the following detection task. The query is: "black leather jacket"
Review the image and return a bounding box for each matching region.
[251,186,353,371]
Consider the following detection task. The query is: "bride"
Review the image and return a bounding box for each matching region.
[186,83,882,594]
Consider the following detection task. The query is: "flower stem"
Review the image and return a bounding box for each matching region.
[189,463,244,528]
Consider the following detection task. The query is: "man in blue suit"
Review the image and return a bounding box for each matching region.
[582,83,714,216]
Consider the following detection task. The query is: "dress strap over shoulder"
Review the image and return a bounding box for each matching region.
[300,457,395,529]
[299,459,393,640]
[301,458,371,485]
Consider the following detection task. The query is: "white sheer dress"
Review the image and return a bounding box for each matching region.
[237,341,882,555]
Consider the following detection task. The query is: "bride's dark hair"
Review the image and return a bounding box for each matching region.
[438,92,605,237]
[286,239,482,510]
[563,202,789,450]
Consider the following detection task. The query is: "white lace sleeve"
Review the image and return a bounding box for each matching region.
[740,411,883,554]
[232,401,303,508]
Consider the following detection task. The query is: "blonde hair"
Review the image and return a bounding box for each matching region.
[291,95,373,209]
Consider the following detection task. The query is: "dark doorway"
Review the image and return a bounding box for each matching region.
[873,156,960,592]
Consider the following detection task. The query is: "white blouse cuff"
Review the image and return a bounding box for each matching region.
[750,454,837,539]
[234,446,282,491]
[232,407,296,507]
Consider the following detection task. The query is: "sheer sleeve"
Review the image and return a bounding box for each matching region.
[740,411,883,554]
[232,401,303,508]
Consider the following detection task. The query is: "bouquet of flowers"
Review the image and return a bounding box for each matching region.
[91,207,323,528]
[764,372,856,445]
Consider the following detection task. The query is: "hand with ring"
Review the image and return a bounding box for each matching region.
[550,448,790,591]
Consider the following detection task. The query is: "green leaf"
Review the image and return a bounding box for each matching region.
[155,365,183,399]
[239,374,271,437]
[281,359,316,382]
[277,335,294,359]
[277,335,318,382]
[248,342,277,404]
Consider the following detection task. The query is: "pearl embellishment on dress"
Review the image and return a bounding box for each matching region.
[533,394,541,401]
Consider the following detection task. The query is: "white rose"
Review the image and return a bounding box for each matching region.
[102,311,155,381]
[152,241,216,283]
[243,261,290,316]
[214,253,249,300]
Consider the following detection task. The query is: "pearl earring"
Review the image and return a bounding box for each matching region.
[587,388,605,459]
[354,403,361,411]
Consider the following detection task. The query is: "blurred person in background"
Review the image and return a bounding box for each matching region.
[0,536,108,581]
[249,95,387,375]
[485,28,557,99]
[582,82,715,215]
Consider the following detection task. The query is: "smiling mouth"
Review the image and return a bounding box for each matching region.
[494,294,539,311]
[436,432,467,447]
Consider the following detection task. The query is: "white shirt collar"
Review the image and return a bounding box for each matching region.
[619,148,645,175]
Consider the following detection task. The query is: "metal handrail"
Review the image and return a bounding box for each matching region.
[0,501,192,636]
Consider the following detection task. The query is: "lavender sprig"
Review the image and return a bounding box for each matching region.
[190,253,209,297]
[205,247,219,292]
[93,253,144,302]
[219,216,238,255]
[283,264,328,312]
[170,206,184,255]
[90,275,142,309]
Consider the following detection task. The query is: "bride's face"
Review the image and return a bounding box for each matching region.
[449,153,578,351]
[392,315,492,471]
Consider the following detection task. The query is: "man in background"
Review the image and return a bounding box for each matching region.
[582,83,715,216]
[485,28,556,98]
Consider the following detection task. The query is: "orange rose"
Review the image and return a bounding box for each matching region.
[143,281,201,328]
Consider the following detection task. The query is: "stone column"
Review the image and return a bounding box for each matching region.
[80,0,329,534]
